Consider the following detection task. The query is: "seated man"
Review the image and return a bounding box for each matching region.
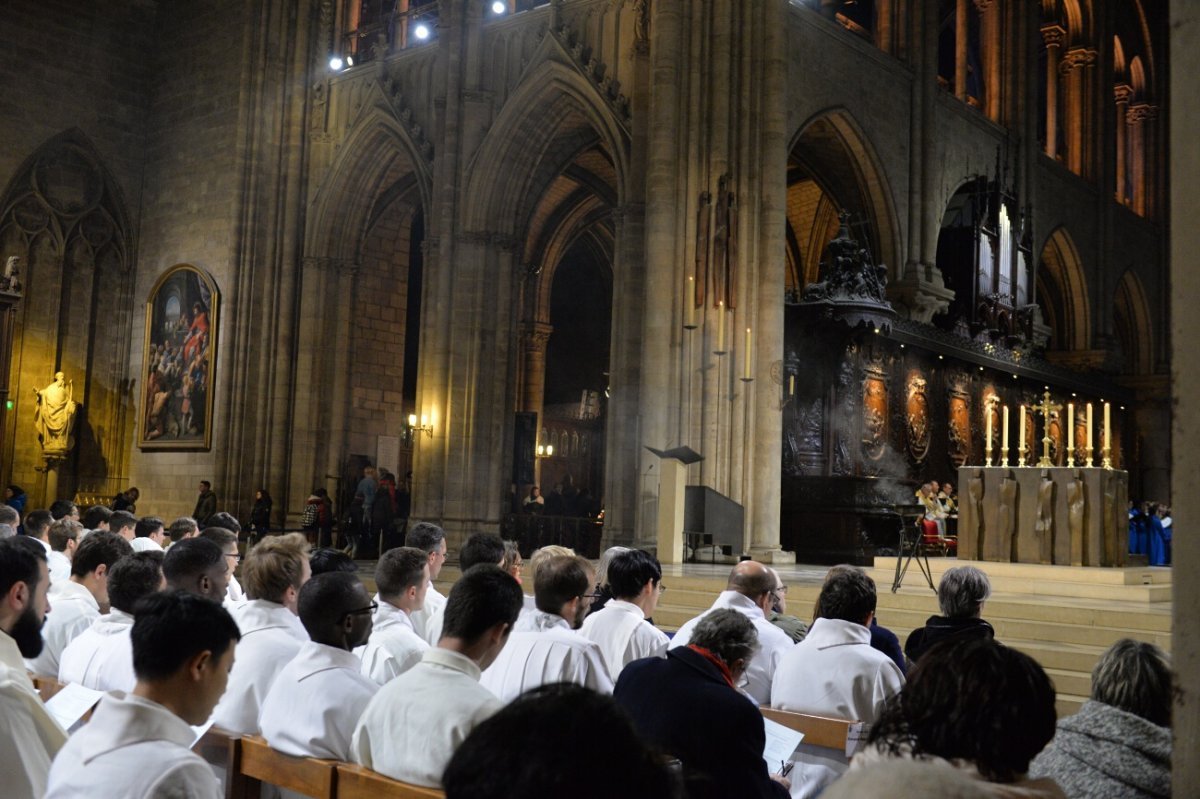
[166,516,198,547]
[444,683,674,799]
[21,509,52,555]
[579,548,669,680]
[46,591,240,799]
[260,572,378,761]
[480,555,612,701]
[162,537,230,601]
[765,567,808,643]
[44,516,78,587]
[0,537,67,799]
[771,566,903,723]
[358,546,431,684]
[1031,638,1172,798]
[905,565,995,664]
[108,511,137,543]
[129,516,166,553]
[614,609,790,799]
[405,522,448,643]
[352,564,522,787]
[198,527,243,604]
[668,560,795,705]
[26,531,132,678]
[59,552,165,691]
[308,547,358,576]
[211,533,310,733]
[422,532,507,644]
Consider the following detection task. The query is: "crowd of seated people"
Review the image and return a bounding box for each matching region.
[0,493,1177,799]
[1129,500,1173,566]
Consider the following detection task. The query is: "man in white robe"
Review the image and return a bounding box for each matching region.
[199,526,245,604]
[480,555,613,701]
[59,550,166,691]
[358,546,430,684]
[771,565,904,723]
[261,572,378,760]
[211,532,310,733]
[44,515,78,586]
[405,522,448,643]
[129,516,167,553]
[46,591,240,799]
[579,548,669,681]
[420,532,507,646]
[26,530,131,678]
[0,537,68,799]
[108,511,137,543]
[22,509,53,555]
[352,564,523,788]
[668,560,795,706]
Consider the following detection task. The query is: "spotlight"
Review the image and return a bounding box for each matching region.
[329,56,344,71]
[414,23,431,40]
[345,55,354,67]
[492,1,507,14]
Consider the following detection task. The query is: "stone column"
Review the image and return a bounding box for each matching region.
[1113,85,1132,203]
[1129,104,1157,217]
[1042,25,1065,159]
[975,0,1000,120]
[1060,47,1096,177]
[954,0,969,100]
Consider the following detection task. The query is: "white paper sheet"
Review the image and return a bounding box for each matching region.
[44,683,104,731]
[762,717,805,770]
[844,721,869,757]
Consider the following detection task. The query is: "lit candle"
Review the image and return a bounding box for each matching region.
[788,375,795,396]
[686,276,696,328]
[716,300,725,352]
[986,406,993,451]
[1104,402,1111,450]
[1067,403,1074,452]
[1002,405,1009,449]
[1019,405,1025,451]
[744,327,752,379]
[1086,403,1093,454]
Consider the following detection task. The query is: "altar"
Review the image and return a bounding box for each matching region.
[956,466,1128,567]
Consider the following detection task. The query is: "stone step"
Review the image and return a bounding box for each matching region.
[872,557,1173,588]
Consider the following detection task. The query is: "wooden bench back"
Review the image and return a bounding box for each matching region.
[238,735,338,799]
[335,764,446,799]
[760,707,857,751]
[31,675,69,704]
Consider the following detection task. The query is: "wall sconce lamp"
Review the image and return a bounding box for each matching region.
[536,444,554,459]
[407,413,433,440]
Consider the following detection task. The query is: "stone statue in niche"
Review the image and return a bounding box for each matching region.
[1035,471,1055,562]
[906,373,930,462]
[1067,471,1085,563]
[33,371,78,458]
[1,256,22,293]
[997,475,1018,561]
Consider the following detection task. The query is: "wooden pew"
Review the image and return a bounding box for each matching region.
[760,707,858,751]
[31,674,69,704]
[761,707,860,795]
[237,735,338,799]
[192,726,246,799]
[335,764,446,799]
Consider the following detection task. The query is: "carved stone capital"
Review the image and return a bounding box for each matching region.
[972,0,994,11]
[1059,47,1097,74]
[1040,24,1066,49]
[521,321,554,351]
[1128,103,1158,123]
[1113,84,1134,105]
[301,255,358,275]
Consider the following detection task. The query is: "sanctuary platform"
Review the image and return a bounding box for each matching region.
[418,557,1171,718]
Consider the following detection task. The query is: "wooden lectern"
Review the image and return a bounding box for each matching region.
[645,446,704,565]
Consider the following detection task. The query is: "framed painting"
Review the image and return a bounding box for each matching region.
[138,264,219,450]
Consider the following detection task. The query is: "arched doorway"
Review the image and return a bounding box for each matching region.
[1036,226,1090,354]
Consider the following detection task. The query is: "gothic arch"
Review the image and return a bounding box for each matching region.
[786,108,901,291]
[1036,227,1090,352]
[1114,269,1153,375]
[306,104,433,262]
[460,58,630,237]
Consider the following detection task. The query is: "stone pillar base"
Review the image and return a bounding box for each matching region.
[748,547,797,565]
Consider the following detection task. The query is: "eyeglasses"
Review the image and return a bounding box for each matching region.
[225,553,241,562]
[346,601,378,617]
[578,592,603,603]
[656,583,668,593]
[772,585,787,595]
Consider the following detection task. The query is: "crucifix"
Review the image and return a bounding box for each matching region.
[1032,390,1061,468]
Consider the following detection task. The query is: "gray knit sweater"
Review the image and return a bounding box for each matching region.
[1029,700,1170,799]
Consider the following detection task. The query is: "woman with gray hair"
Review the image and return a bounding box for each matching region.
[585,545,630,617]
[904,565,994,663]
[1029,639,1172,798]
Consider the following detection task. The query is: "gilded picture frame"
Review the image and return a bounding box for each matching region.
[137,264,219,450]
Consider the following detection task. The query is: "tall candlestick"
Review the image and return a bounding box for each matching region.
[716,301,725,353]
[743,328,752,379]
[1067,403,1074,464]
[788,375,795,396]
[1104,402,1111,450]
[1002,405,1009,448]
[1086,403,1093,456]
[1019,405,1025,448]
[986,408,993,451]
[686,276,696,328]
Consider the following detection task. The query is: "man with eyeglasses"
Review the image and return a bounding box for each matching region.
[210,533,311,734]
[198,526,244,605]
[579,548,669,680]
[765,567,809,644]
[260,572,379,761]
[480,554,613,701]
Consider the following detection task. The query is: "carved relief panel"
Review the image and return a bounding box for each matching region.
[861,357,889,465]
[906,371,931,463]
[1047,409,1063,465]
[946,372,971,468]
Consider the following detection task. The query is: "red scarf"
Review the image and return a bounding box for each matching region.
[687,644,736,689]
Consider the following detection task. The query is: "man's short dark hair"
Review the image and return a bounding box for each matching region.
[23,509,53,540]
[441,564,522,644]
[607,550,662,600]
[817,566,877,623]
[70,531,133,579]
[135,516,165,539]
[198,527,237,549]
[109,511,137,534]
[443,683,673,799]
[533,555,592,614]
[199,480,212,490]
[297,572,367,637]
[48,519,84,553]
[49,500,77,520]
[0,506,18,526]
[162,538,224,591]
[0,537,45,599]
[81,505,113,530]
[168,517,198,543]
[309,548,358,576]
[405,521,446,554]
[106,552,166,614]
[207,512,241,534]
[375,547,428,598]
[131,591,240,681]
[459,533,506,571]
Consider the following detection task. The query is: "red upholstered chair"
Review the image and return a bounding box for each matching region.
[920,519,957,556]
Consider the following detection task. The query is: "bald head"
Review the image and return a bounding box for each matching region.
[727,561,775,604]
